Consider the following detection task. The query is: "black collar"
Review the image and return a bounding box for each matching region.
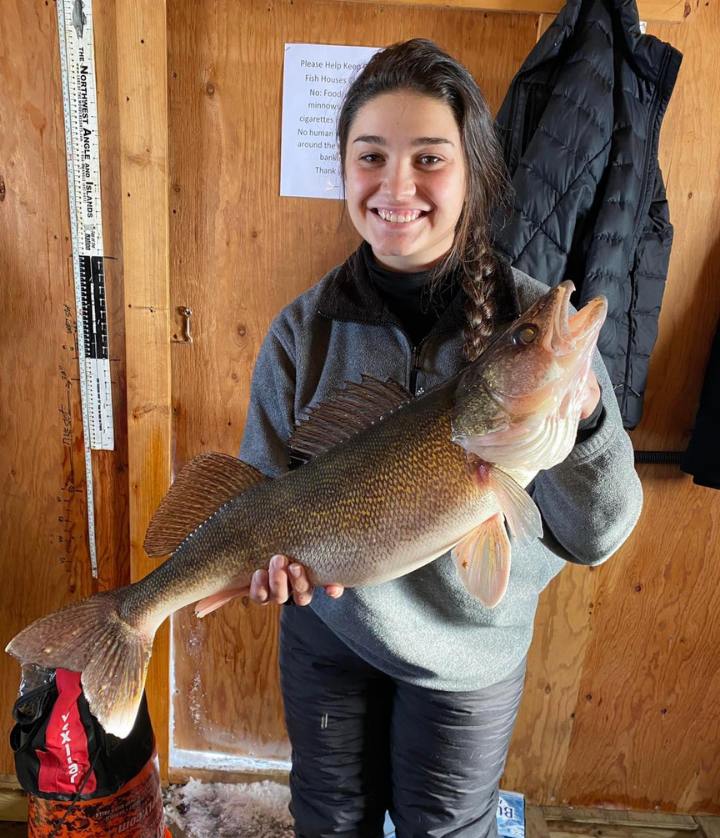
[316,243,522,336]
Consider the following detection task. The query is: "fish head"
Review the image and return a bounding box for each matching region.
[451,281,608,472]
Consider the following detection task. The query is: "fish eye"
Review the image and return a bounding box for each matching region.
[513,324,539,345]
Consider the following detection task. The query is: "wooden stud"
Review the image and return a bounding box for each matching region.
[528,805,553,838]
[0,790,27,823]
[115,0,172,780]
[543,808,698,829]
[697,818,720,838]
[335,0,685,23]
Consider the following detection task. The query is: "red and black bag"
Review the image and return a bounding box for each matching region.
[11,668,170,838]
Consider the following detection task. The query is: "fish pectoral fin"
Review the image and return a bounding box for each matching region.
[144,452,268,558]
[195,586,250,619]
[451,513,511,608]
[488,466,543,546]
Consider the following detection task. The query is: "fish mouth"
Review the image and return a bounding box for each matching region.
[546,281,607,358]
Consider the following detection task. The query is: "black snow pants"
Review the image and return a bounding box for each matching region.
[279,602,527,838]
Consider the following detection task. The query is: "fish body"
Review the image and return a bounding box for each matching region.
[7,282,606,738]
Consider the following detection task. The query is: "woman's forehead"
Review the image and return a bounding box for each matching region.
[350,91,459,141]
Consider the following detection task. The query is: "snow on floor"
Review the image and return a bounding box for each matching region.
[164,779,294,838]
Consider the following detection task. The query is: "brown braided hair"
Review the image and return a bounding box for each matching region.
[337,38,511,361]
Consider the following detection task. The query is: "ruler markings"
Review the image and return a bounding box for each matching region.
[57,0,116,577]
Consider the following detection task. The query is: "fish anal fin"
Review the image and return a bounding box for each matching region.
[452,513,511,608]
[144,452,267,557]
[195,586,250,619]
[289,375,412,466]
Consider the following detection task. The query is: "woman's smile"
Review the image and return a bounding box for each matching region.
[369,207,430,226]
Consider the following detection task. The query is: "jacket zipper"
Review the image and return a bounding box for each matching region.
[316,310,459,397]
[405,323,458,396]
[621,45,673,419]
[409,344,424,396]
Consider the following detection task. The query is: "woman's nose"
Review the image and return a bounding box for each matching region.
[382,159,416,199]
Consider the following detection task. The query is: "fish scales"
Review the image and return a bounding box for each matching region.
[122,380,503,627]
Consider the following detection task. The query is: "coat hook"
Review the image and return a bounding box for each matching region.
[173,306,193,343]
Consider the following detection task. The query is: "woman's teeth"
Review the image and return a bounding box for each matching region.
[375,209,424,223]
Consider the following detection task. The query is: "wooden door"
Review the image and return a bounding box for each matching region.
[166,0,538,765]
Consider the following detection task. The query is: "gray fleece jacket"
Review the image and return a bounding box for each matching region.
[239,247,643,691]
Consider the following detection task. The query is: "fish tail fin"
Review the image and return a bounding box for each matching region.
[5,589,153,738]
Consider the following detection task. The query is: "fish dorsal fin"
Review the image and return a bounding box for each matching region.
[144,452,267,557]
[289,375,412,465]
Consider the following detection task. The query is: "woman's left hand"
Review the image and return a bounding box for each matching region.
[580,370,601,418]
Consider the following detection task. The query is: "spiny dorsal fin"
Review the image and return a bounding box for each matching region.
[144,451,267,557]
[289,375,412,465]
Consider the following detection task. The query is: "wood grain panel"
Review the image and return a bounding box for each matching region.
[502,563,599,803]
[551,0,720,812]
[0,0,129,776]
[167,0,539,759]
[561,470,720,811]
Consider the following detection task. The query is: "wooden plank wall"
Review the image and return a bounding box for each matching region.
[0,0,129,777]
[1,0,718,813]
[503,0,720,812]
[115,0,173,778]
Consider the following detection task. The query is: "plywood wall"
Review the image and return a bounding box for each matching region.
[1,0,718,813]
[503,0,720,812]
[0,0,129,778]
[167,0,720,813]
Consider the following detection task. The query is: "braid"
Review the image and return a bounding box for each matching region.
[461,247,501,362]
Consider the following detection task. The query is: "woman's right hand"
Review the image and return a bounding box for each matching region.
[249,554,344,606]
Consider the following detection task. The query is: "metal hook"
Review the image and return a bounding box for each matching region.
[173,306,193,343]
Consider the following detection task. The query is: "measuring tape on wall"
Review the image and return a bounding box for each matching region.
[57,0,114,577]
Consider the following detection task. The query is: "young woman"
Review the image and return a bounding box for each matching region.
[239,39,642,838]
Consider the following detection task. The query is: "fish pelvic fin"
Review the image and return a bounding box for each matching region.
[5,589,152,739]
[195,586,250,618]
[144,451,268,557]
[487,465,543,546]
[452,514,511,608]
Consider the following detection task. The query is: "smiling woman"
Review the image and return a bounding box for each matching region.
[237,36,641,838]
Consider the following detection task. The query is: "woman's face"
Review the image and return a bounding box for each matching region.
[344,90,467,272]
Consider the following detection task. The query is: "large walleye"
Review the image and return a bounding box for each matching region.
[7,282,606,738]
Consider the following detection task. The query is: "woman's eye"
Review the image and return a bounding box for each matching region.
[360,154,383,163]
[418,155,442,165]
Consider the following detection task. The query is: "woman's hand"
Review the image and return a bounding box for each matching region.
[249,554,344,606]
[580,370,601,419]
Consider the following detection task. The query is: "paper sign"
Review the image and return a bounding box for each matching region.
[280,43,381,200]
